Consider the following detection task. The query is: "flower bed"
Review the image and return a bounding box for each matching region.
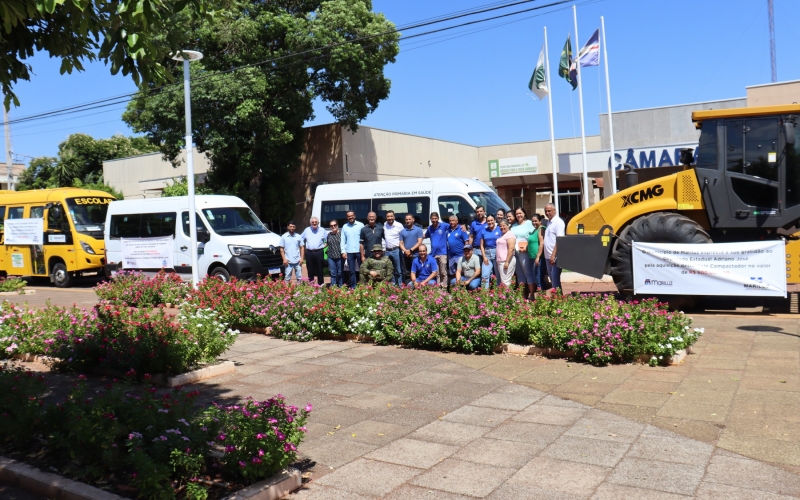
[0,365,310,499]
[1,301,238,376]
[0,277,26,293]
[95,271,189,308]
[185,278,699,365]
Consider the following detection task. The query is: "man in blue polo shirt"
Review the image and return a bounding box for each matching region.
[399,214,423,285]
[445,214,469,280]
[424,212,448,287]
[279,221,304,282]
[410,244,438,287]
[468,205,488,261]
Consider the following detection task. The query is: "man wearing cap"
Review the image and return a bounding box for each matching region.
[450,244,482,290]
[360,244,394,285]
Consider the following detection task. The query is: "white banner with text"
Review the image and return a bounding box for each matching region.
[4,218,44,245]
[121,237,173,269]
[632,241,786,297]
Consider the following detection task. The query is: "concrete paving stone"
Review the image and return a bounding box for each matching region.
[537,394,590,409]
[309,342,357,352]
[301,421,338,441]
[618,379,682,394]
[280,390,343,410]
[288,484,375,500]
[302,355,353,366]
[607,457,706,496]
[436,379,497,399]
[410,458,516,498]
[601,389,671,408]
[235,371,298,385]
[672,388,737,406]
[434,352,500,370]
[592,483,693,499]
[307,403,378,427]
[239,381,314,399]
[406,392,472,413]
[427,361,478,375]
[411,420,490,446]
[227,363,273,376]
[513,403,587,426]
[252,356,307,367]
[508,455,611,498]
[553,380,620,397]
[657,399,729,423]
[398,370,463,386]
[569,366,638,384]
[315,382,375,397]
[716,434,800,467]
[333,348,382,359]
[458,370,511,386]
[441,405,516,428]
[485,421,564,448]
[542,435,630,468]
[299,436,379,468]
[338,391,409,411]
[284,348,337,359]
[479,361,536,380]
[630,369,692,383]
[594,403,662,423]
[694,358,748,370]
[736,389,800,406]
[370,406,440,428]
[370,381,438,399]
[740,376,800,393]
[227,342,282,353]
[338,420,414,446]
[382,484,476,500]
[648,418,723,445]
[365,437,459,469]
[513,367,580,385]
[722,415,800,442]
[268,362,329,376]
[704,454,800,496]
[749,350,800,361]
[343,368,412,386]
[287,371,342,388]
[315,457,421,497]
[322,361,376,378]
[564,416,645,444]
[551,392,604,407]
[487,483,584,500]
[470,389,544,411]
[627,434,714,467]
[453,437,543,468]
[694,482,800,500]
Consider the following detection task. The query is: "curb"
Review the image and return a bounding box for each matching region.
[0,289,35,296]
[497,343,693,365]
[0,455,124,500]
[222,468,302,500]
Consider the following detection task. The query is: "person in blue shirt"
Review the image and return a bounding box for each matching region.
[399,214,423,285]
[424,212,448,287]
[410,244,438,287]
[445,214,469,280]
[279,221,305,282]
[468,205,488,260]
[340,210,365,289]
[479,215,503,289]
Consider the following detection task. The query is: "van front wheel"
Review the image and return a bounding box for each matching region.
[51,262,75,288]
[210,267,231,282]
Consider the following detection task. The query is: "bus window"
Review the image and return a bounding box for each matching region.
[7,207,23,219]
[47,203,69,231]
[142,212,177,237]
[437,195,473,224]
[373,197,430,227]
[321,199,371,226]
[66,197,113,235]
[30,206,44,219]
[0,206,5,232]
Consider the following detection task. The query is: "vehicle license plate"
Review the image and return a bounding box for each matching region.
[268,268,281,275]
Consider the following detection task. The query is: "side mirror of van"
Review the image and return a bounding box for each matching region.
[197,227,211,243]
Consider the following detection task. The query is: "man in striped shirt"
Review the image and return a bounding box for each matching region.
[326,220,343,286]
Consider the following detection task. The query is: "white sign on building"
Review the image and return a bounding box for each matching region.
[488,156,538,178]
[632,241,786,297]
[558,143,698,175]
[4,218,44,245]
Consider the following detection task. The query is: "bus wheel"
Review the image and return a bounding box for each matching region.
[51,262,75,288]
[210,267,231,282]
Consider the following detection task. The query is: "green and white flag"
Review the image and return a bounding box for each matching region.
[528,46,548,100]
[558,35,577,90]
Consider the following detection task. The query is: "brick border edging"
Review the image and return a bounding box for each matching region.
[0,455,302,500]
[498,343,693,365]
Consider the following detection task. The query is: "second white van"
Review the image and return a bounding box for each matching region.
[104,195,283,281]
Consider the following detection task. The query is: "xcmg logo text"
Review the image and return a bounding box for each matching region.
[622,184,664,208]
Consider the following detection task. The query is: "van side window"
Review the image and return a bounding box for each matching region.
[110,214,141,238]
[182,212,208,236]
[437,196,473,224]
[30,206,44,219]
[372,197,430,227]
[321,199,371,226]
[7,207,23,220]
[142,212,177,237]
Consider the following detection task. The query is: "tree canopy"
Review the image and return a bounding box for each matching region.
[123,0,399,220]
[17,133,157,195]
[0,0,218,107]
[161,175,214,197]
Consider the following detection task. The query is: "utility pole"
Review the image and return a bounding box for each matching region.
[3,104,12,191]
[768,0,777,83]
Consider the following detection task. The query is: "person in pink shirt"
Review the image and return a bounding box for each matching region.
[495,219,517,287]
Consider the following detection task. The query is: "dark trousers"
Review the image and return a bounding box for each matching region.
[401,252,417,285]
[305,249,324,285]
[346,253,362,289]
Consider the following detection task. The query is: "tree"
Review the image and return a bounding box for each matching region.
[161,176,214,197]
[0,0,218,107]
[16,133,158,190]
[123,0,398,219]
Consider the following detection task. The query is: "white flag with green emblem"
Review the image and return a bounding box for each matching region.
[528,46,548,100]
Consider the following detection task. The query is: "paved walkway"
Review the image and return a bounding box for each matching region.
[194,320,800,499]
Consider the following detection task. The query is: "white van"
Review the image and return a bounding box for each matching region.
[311,177,510,228]
[104,195,283,281]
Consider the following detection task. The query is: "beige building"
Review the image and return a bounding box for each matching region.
[103,149,211,199]
[0,163,26,190]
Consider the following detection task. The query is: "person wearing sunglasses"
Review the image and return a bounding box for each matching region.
[301,216,326,286]
[326,220,343,286]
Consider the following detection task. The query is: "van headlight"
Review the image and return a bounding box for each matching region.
[80,241,96,255]
[229,245,253,256]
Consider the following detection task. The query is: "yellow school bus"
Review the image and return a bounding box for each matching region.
[0,188,115,287]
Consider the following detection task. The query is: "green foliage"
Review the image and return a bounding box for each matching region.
[17,133,158,190]
[123,0,399,218]
[0,0,220,108]
[95,271,189,307]
[71,178,125,199]
[0,276,25,293]
[161,176,215,197]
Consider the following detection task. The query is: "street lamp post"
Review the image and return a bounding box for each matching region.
[172,50,204,288]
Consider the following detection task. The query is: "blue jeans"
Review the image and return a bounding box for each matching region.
[328,257,343,286]
[346,253,361,289]
[385,248,402,286]
[450,276,481,290]
[537,258,549,289]
[284,262,302,281]
[481,247,496,290]
[546,258,562,291]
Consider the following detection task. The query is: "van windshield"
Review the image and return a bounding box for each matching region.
[468,191,510,216]
[66,197,114,235]
[201,207,269,235]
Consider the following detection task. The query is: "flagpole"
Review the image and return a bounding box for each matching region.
[572,5,590,210]
[601,16,617,194]
[543,26,559,214]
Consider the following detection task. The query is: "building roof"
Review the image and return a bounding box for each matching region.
[692,104,800,123]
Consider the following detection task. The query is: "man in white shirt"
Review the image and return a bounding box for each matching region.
[382,210,405,285]
[543,203,565,291]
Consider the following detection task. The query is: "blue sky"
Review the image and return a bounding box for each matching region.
[5,0,799,162]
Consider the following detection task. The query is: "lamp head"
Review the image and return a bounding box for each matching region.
[171,50,204,62]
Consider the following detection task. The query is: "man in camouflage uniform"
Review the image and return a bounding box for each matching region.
[360,244,393,284]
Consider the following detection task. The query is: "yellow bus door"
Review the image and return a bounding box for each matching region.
[3,205,32,276]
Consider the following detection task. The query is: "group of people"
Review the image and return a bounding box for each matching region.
[278,203,565,296]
